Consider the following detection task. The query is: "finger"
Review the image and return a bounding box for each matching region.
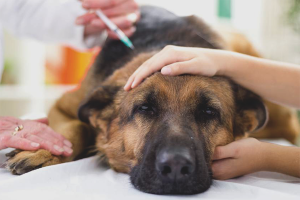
[82,0,127,9]
[26,135,65,156]
[124,63,147,90]
[107,26,136,39]
[161,59,203,76]
[212,145,236,160]
[102,1,139,17]
[125,45,190,90]
[33,118,48,125]
[21,122,71,148]
[38,123,72,148]
[28,135,72,156]
[39,127,72,148]
[124,60,150,90]
[130,47,184,88]
[212,159,238,180]
[91,12,139,30]
[33,130,63,147]
[84,24,104,36]
[76,13,98,25]
[124,73,136,91]
[6,136,40,151]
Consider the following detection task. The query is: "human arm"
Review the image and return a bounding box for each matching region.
[0,116,73,156]
[124,46,300,109]
[211,138,300,179]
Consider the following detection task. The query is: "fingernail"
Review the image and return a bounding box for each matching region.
[127,13,138,23]
[54,145,64,153]
[161,67,171,75]
[31,142,40,147]
[64,140,72,147]
[76,18,84,25]
[124,82,129,90]
[63,146,73,154]
[131,81,136,88]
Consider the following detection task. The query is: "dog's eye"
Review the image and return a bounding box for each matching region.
[196,106,219,122]
[203,107,215,115]
[137,104,155,114]
[199,107,218,118]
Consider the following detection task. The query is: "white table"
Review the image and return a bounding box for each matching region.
[0,139,299,200]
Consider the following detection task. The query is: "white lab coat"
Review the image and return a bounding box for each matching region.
[0,0,107,82]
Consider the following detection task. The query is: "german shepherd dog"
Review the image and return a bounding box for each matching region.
[6,6,299,194]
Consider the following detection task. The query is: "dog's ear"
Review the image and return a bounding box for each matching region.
[78,85,120,124]
[233,85,268,136]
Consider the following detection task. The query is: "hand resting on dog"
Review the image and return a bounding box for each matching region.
[124,45,300,109]
[212,138,300,179]
[0,117,73,156]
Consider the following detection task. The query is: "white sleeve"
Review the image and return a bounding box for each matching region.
[0,0,107,50]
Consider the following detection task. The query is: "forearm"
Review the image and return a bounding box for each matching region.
[260,142,300,177]
[219,51,300,108]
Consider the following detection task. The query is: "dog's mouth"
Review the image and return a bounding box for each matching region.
[129,142,212,195]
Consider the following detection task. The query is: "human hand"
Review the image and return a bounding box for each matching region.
[124,45,229,91]
[76,0,140,38]
[0,117,73,156]
[211,138,266,180]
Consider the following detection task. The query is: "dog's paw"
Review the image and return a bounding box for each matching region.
[5,149,61,175]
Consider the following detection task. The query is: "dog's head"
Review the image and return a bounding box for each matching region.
[78,53,268,194]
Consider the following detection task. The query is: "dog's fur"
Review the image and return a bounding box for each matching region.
[6,6,299,194]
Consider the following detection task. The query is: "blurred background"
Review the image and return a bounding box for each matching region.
[0,0,299,125]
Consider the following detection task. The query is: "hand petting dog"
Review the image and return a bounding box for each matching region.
[124,45,300,109]
[0,117,73,156]
[77,0,140,39]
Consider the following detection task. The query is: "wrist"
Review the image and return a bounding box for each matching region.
[256,141,270,171]
[0,117,23,134]
[216,51,254,79]
[213,50,236,77]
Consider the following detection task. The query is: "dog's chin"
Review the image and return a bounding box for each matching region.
[129,165,212,195]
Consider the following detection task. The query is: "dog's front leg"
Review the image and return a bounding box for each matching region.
[6,97,95,175]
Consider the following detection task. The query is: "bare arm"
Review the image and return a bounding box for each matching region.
[262,142,300,178]
[124,46,300,109]
[221,52,300,108]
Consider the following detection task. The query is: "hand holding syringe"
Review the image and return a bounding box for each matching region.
[76,0,140,48]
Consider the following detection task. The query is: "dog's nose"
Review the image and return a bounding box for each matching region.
[156,147,195,182]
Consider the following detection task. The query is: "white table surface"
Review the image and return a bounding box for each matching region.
[0,139,299,200]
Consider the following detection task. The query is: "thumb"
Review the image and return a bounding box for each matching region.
[212,158,237,180]
[212,143,237,160]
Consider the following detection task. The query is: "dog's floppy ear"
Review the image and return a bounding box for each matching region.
[233,85,268,136]
[78,85,120,124]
